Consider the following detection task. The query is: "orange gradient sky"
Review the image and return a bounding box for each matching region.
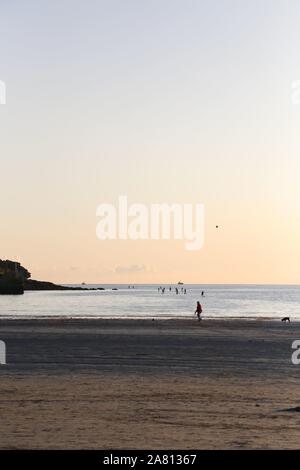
[1,0,300,284]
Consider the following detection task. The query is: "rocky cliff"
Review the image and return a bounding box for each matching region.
[0,260,102,294]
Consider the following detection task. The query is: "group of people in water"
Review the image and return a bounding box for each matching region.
[158,286,187,295]
[158,286,204,296]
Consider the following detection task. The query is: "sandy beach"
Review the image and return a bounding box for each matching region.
[0,318,299,449]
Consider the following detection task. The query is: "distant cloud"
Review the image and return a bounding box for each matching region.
[115,264,147,274]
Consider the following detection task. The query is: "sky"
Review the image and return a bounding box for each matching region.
[0,0,300,284]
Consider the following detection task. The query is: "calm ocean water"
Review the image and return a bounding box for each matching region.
[0,284,299,320]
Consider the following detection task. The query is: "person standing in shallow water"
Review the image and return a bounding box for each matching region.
[195,301,203,321]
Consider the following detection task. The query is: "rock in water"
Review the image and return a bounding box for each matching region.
[0,258,105,294]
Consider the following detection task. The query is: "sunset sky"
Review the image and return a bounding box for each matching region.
[1,0,300,284]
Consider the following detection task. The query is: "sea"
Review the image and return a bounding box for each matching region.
[0,284,299,320]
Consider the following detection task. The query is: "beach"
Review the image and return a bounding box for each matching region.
[0,318,299,449]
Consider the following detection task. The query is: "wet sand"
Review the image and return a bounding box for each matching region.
[0,318,299,449]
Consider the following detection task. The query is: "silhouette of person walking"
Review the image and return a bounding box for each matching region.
[195,301,203,321]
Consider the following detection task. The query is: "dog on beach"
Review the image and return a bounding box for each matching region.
[281,317,290,323]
